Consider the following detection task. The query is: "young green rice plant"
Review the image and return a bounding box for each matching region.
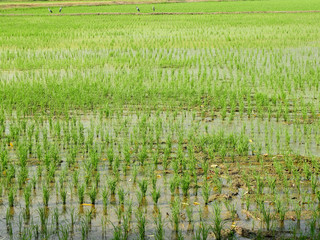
[58,224,70,240]
[70,207,75,233]
[255,176,264,195]
[193,168,199,195]
[139,146,148,166]
[107,147,114,167]
[136,210,146,240]
[316,190,320,204]
[108,177,117,195]
[303,162,311,180]
[172,159,179,175]
[309,211,317,238]
[118,187,125,205]
[139,178,148,198]
[311,174,317,194]
[294,201,302,222]
[274,195,282,213]
[152,188,161,205]
[186,204,193,223]
[53,207,59,231]
[154,211,164,240]
[102,188,108,212]
[6,221,12,237]
[163,148,170,171]
[84,209,93,226]
[244,194,251,211]
[38,207,48,235]
[169,176,178,195]
[115,205,123,224]
[78,184,85,204]
[202,161,209,179]
[18,166,28,190]
[181,173,191,196]
[211,203,224,240]
[197,218,211,240]
[132,163,138,183]
[89,185,97,205]
[279,205,287,224]
[6,207,13,229]
[111,224,123,240]
[8,187,16,207]
[42,183,50,207]
[122,213,130,239]
[94,171,100,188]
[171,198,181,232]
[80,217,90,240]
[202,181,211,205]
[267,176,276,195]
[18,212,23,235]
[60,186,67,205]
[213,176,223,194]
[224,200,237,222]
[151,173,157,190]
[24,183,32,209]
[259,202,272,231]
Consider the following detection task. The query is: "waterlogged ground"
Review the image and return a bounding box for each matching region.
[0,109,320,239]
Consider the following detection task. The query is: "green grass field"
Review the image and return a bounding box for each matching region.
[0,0,320,239]
[1,0,320,14]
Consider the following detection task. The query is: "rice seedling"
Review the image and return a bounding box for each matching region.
[38,207,48,235]
[136,210,146,240]
[24,184,32,209]
[259,202,272,231]
[58,224,70,240]
[108,177,117,196]
[181,173,191,196]
[88,185,98,205]
[171,198,181,232]
[202,181,211,205]
[139,179,148,198]
[211,203,224,240]
[118,187,125,205]
[152,188,161,205]
[60,186,67,205]
[154,211,164,240]
[8,188,16,207]
[78,184,85,205]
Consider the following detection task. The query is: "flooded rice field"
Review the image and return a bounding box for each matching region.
[0,108,320,239]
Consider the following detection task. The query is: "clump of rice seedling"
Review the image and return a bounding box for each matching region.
[139,178,148,198]
[108,177,117,195]
[89,185,97,205]
[202,181,211,205]
[42,183,50,207]
[60,186,67,205]
[136,210,146,240]
[171,198,181,232]
[118,187,125,205]
[102,188,108,212]
[152,188,161,205]
[155,211,164,240]
[181,173,191,196]
[78,184,85,204]
[8,188,16,207]
[211,203,224,240]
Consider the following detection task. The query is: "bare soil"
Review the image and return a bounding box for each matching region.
[1,10,320,16]
[0,0,243,9]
